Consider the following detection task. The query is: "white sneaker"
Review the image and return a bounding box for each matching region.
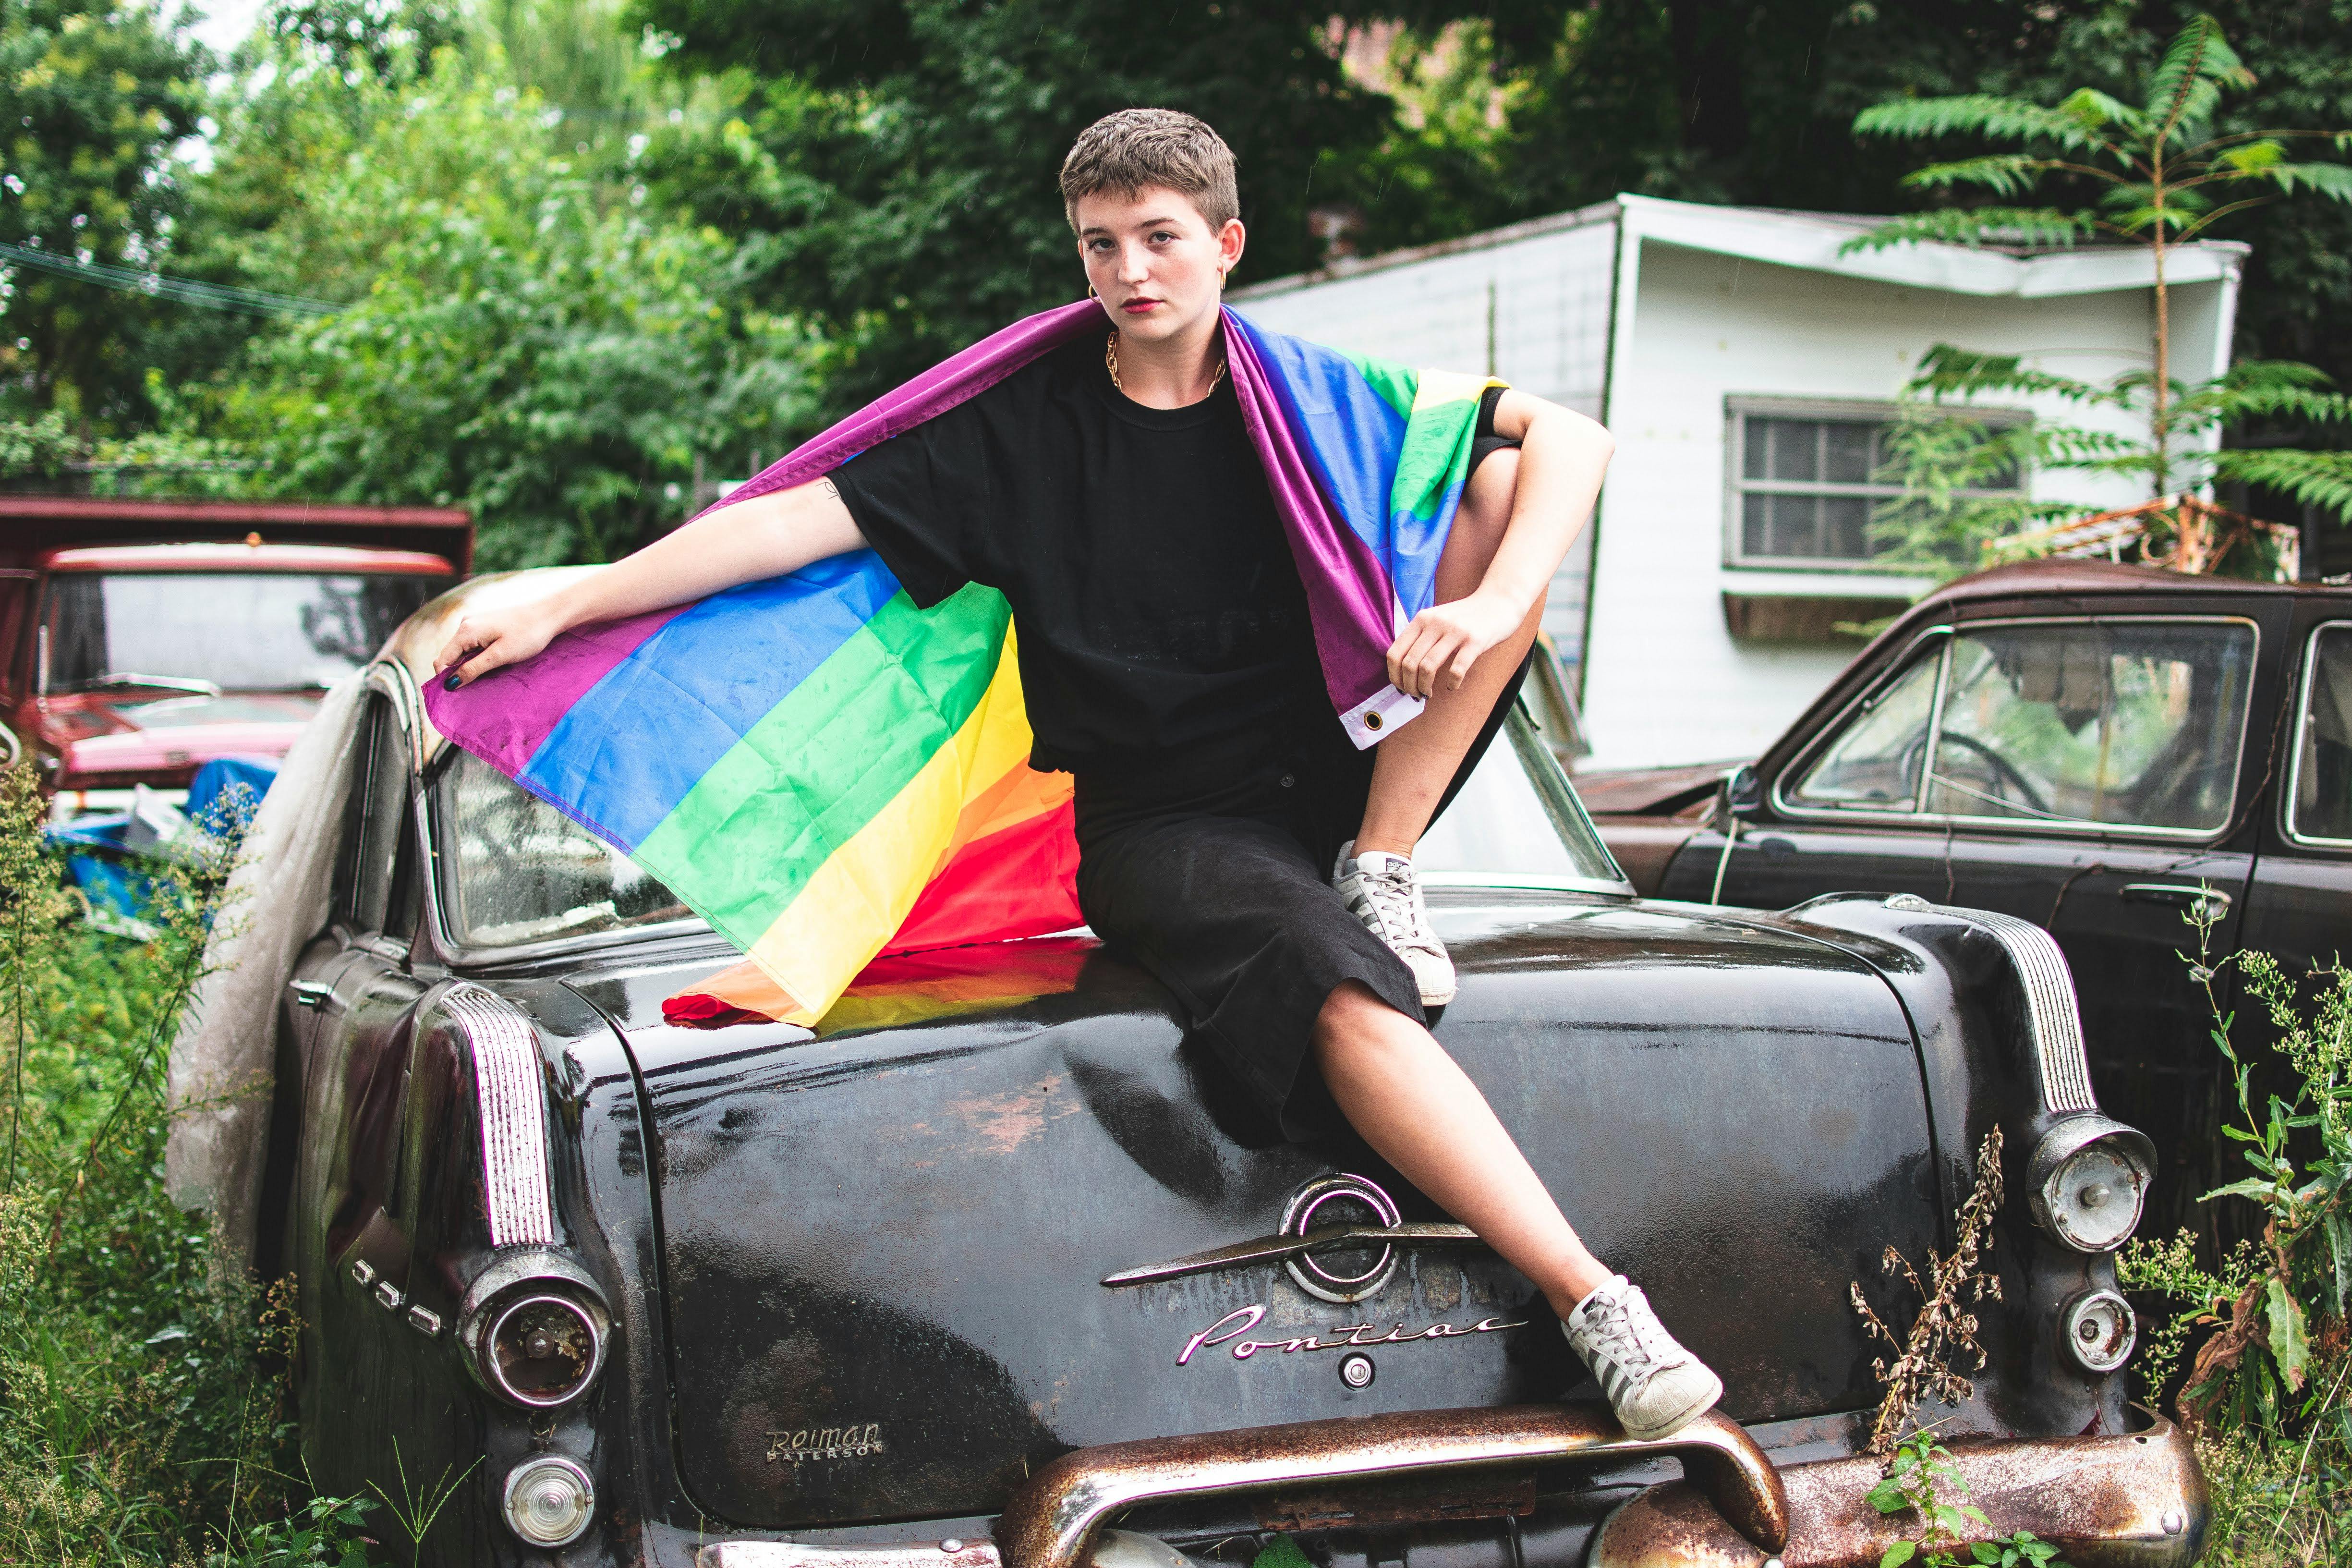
[1562,1275,1724,1441]
[1334,840,1456,1007]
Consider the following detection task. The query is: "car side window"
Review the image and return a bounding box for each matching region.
[332,692,415,936]
[2290,623,2352,844]
[1926,620,2255,833]
[1788,649,1941,811]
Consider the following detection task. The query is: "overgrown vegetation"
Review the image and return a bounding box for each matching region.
[0,765,378,1565]
[1851,1127,2007,1459]
[2117,907,2351,1567]
[1849,1130,2074,1568]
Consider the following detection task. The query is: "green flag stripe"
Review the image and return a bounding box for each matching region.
[632,584,1013,945]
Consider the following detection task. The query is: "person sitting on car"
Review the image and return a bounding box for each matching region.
[433,108,1722,1441]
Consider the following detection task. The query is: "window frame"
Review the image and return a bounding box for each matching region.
[1723,396,2028,572]
[2282,619,2352,851]
[1771,614,2263,844]
[421,743,712,968]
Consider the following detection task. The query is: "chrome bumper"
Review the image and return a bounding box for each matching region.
[699,1408,2204,1568]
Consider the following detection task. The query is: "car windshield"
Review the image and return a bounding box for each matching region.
[434,701,1625,952]
[436,751,693,949]
[42,572,442,693]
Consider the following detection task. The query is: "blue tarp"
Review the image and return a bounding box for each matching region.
[187,756,279,831]
[46,757,279,928]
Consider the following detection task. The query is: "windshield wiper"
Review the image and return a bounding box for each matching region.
[81,673,225,697]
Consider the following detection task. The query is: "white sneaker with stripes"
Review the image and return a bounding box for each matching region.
[1562,1275,1723,1441]
[1334,841,1456,1007]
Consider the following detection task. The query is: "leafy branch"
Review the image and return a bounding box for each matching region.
[1850,14,2352,571]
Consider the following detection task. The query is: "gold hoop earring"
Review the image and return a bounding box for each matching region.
[1088,283,1099,299]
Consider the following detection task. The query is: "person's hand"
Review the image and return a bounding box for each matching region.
[433,598,568,690]
[1385,589,1526,700]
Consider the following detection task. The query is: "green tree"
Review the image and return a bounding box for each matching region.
[208,54,810,566]
[0,0,208,430]
[626,0,1398,416]
[1846,13,2352,575]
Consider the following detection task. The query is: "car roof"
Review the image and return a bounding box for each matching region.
[45,542,458,573]
[382,566,602,762]
[1916,558,2337,608]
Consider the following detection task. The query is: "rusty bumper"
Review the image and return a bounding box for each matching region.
[698,1408,2204,1568]
[1589,1416,2206,1568]
[997,1403,1786,1568]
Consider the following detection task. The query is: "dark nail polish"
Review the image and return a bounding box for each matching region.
[443,673,462,691]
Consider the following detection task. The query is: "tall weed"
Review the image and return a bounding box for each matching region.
[2119,909,2351,1566]
[0,766,376,1565]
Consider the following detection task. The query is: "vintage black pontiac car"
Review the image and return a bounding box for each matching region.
[276,571,2207,1567]
[1576,560,2352,1242]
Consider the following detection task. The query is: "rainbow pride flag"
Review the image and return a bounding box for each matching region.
[425,301,1502,1025]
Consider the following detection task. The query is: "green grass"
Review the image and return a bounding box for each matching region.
[0,766,378,1566]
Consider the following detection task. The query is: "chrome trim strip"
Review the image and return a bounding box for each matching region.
[1885,896,2096,1114]
[2283,620,2352,851]
[1103,1221,1482,1289]
[1771,615,2263,845]
[442,984,555,1247]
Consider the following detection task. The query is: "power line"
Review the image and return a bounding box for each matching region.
[0,240,341,317]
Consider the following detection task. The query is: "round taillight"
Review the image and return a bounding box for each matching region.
[483,1291,607,1408]
[502,1453,594,1547]
[2028,1116,2153,1253]
[2062,1288,2137,1373]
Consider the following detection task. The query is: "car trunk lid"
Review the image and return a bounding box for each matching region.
[581,896,1938,1531]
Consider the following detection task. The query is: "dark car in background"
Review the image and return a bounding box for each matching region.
[0,495,471,817]
[267,571,2205,1567]
[1578,560,2352,1243]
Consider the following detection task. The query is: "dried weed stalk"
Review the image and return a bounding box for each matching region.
[1853,1126,2006,1457]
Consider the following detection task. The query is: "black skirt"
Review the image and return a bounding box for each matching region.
[1072,656,1528,1143]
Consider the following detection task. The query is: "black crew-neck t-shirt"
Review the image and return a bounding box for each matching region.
[829,332,1332,778]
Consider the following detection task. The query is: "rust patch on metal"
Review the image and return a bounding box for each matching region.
[992,1402,1787,1568]
[1254,1472,1538,1532]
[1589,1415,2207,1568]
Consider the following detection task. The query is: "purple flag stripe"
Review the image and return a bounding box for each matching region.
[1222,307,1396,723]
[428,603,690,776]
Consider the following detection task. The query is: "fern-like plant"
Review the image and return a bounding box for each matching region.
[1846,14,2352,573]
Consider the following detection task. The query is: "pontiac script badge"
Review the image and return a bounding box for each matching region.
[1177,1304,1526,1366]
[766,1422,886,1464]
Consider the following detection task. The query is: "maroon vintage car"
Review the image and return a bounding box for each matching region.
[0,497,471,815]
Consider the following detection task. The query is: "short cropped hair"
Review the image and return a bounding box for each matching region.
[1059,109,1239,233]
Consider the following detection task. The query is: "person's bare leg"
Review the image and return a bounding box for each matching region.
[1313,979,1610,1318]
[1356,450,1545,856]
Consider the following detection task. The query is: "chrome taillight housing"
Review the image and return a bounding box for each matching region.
[2061,1288,2138,1373]
[459,1249,611,1410]
[2028,1115,2155,1253]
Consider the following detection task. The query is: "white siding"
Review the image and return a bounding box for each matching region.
[1234,196,2245,775]
[1233,214,1618,677]
[1579,238,2227,769]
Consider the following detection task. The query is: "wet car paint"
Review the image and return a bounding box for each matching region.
[581,897,1937,1528]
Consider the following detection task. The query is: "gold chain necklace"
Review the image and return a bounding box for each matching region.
[1106,331,1227,397]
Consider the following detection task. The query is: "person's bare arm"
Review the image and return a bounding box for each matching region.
[434,479,867,687]
[1385,389,1612,699]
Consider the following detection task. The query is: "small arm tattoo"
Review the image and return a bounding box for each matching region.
[816,476,840,500]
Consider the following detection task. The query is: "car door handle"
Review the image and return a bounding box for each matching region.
[290,979,334,1009]
[2120,883,2232,917]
